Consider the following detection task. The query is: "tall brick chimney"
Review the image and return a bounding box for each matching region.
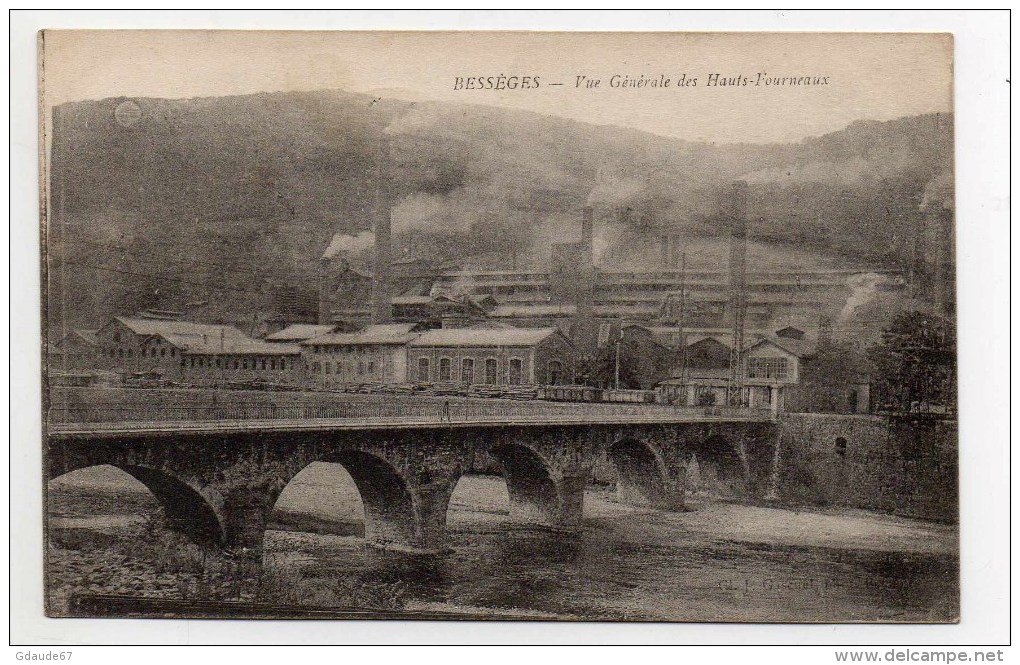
[581,206,594,267]
[318,256,333,325]
[371,148,392,324]
[569,207,598,355]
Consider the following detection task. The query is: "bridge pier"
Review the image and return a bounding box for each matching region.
[492,442,587,531]
[218,487,279,550]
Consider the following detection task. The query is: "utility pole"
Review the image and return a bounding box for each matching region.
[614,333,621,390]
[677,251,688,405]
[727,182,749,407]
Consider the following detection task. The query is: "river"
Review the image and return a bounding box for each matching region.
[47,464,958,622]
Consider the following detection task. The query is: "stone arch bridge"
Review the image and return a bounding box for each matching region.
[47,419,778,553]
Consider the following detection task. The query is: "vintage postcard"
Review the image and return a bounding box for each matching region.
[39,30,957,623]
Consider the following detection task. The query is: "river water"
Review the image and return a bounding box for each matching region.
[48,465,958,622]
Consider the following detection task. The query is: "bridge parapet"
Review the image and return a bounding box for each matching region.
[48,401,773,433]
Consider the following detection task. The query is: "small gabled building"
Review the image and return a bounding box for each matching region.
[407,327,575,386]
[51,329,100,371]
[657,331,817,412]
[743,336,815,412]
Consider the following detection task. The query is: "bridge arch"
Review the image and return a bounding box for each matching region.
[275,451,443,552]
[608,438,685,511]
[488,442,580,529]
[690,433,750,498]
[47,464,225,546]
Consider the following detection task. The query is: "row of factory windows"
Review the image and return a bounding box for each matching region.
[309,345,386,355]
[310,360,376,375]
[413,357,523,384]
[306,356,537,385]
[180,356,290,370]
[107,347,178,359]
[107,347,292,370]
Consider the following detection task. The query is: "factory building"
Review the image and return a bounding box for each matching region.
[92,315,248,376]
[407,327,576,386]
[300,323,424,387]
[88,314,302,385]
[177,340,301,386]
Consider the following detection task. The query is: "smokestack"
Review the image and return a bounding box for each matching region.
[371,147,392,324]
[571,207,598,354]
[934,208,956,316]
[670,234,683,269]
[318,256,333,325]
[581,207,594,267]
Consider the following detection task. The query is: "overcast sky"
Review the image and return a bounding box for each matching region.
[40,30,952,144]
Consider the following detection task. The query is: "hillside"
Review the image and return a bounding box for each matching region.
[45,89,953,331]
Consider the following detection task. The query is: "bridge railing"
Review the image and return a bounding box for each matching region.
[47,400,773,427]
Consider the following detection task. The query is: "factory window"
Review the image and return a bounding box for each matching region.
[548,360,563,386]
[170,349,176,358]
[160,348,166,357]
[367,361,375,374]
[189,358,194,368]
[509,359,523,385]
[439,357,451,381]
[747,357,789,381]
[281,359,286,370]
[485,358,498,385]
[312,362,320,373]
[180,357,185,367]
[216,359,222,368]
[242,359,249,370]
[261,359,267,370]
[233,360,239,370]
[358,361,364,376]
[325,362,332,375]
[461,358,474,385]
[418,357,430,382]
[835,437,848,458]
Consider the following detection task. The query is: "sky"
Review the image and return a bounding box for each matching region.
[40,30,952,144]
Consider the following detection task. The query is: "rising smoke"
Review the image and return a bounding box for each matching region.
[322,230,374,259]
[838,272,889,324]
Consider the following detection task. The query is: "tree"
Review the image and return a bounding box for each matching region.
[798,341,868,413]
[868,311,956,414]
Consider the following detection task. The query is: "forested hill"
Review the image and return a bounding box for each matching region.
[46,89,953,330]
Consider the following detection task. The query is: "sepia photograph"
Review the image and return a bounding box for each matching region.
[34,26,965,629]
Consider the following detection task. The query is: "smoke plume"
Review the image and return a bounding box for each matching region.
[322,230,374,259]
[839,272,889,323]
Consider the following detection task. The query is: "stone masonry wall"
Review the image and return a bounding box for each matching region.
[776,413,958,522]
